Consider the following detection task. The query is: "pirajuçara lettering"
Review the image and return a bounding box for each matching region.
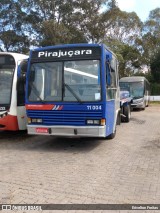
[38,49,92,58]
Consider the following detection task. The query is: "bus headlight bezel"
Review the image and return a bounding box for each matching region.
[29,118,43,123]
[86,119,105,125]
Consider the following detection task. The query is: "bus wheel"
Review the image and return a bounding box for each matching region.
[142,101,146,110]
[107,128,116,140]
[122,105,131,122]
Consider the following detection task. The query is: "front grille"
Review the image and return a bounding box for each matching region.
[27,110,103,126]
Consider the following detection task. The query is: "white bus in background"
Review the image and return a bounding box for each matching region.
[119,76,150,110]
[0,52,28,131]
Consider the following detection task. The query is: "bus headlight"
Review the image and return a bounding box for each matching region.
[86,120,94,124]
[93,120,100,125]
[31,118,43,123]
[86,120,101,125]
[37,119,43,123]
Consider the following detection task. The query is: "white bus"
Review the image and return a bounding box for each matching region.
[119,76,150,110]
[0,52,28,131]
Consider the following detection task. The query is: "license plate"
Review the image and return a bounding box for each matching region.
[36,128,48,133]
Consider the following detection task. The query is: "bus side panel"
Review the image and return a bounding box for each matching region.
[144,80,150,106]
[105,100,115,136]
[17,106,27,130]
[0,114,19,131]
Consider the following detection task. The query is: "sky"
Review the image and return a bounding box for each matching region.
[116,0,160,21]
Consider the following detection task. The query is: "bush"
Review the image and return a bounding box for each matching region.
[150,83,160,95]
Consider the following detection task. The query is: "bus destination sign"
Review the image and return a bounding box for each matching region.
[31,47,101,61]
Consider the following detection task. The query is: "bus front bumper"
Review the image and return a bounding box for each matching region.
[27,125,106,137]
[131,98,144,108]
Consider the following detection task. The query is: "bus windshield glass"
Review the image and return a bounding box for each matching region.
[120,81,144,99]
[0,56,15,105]
[28,60,101,102]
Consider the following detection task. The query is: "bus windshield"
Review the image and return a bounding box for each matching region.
[28,60,101,102]
[0,69,14,104]
[0,55,15,105]
[120,81,144,99]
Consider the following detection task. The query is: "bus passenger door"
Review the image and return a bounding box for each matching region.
[16,60,28,130]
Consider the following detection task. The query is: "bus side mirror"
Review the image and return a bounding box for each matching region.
[17,60,28,91]
[18,60,28,80]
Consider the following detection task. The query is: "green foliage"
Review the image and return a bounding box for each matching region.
[150,50,160,84]
[104,38,142,77]
[104,10,142,44]
[142,8,160,65]
[0,0,30,53]
[0,0,159,89]
[0,30,29,53]
[39,20,72,46]
[150,83,160,95]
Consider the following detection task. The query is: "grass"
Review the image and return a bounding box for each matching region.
[150,101,160,105]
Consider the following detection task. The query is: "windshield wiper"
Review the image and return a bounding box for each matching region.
[29,82,45,103]
[64,83,82,103]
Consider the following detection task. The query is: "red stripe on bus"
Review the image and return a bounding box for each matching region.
[58,106,63,110]
[26,104,55,110]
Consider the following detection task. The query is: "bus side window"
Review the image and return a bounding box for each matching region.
[106,58,117,100]
[110,58,117,88]
[17,79,25,106]
[107,58,117,89]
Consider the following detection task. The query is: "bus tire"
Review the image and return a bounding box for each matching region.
[142,101,146,110]
[122,105,131,122]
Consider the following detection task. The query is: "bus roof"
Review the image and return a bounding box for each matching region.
[0,52,28,61]
[33,43,100,50]
[120,76,150,84]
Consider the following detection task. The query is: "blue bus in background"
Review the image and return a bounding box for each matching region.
[25,44,121,139]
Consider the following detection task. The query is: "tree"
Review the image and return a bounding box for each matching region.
[19,0,115,45]
[39,20,73,46]
[103,10,143,77]
[67,0,109,43]
[0,0,30,53]
[104,38,142,77]
[104,10,142,44]
[150,50,160,84]
[142,8,160,65]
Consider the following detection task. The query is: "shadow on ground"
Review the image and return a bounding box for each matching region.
[0,130,104,153]
[26,136,104,153]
